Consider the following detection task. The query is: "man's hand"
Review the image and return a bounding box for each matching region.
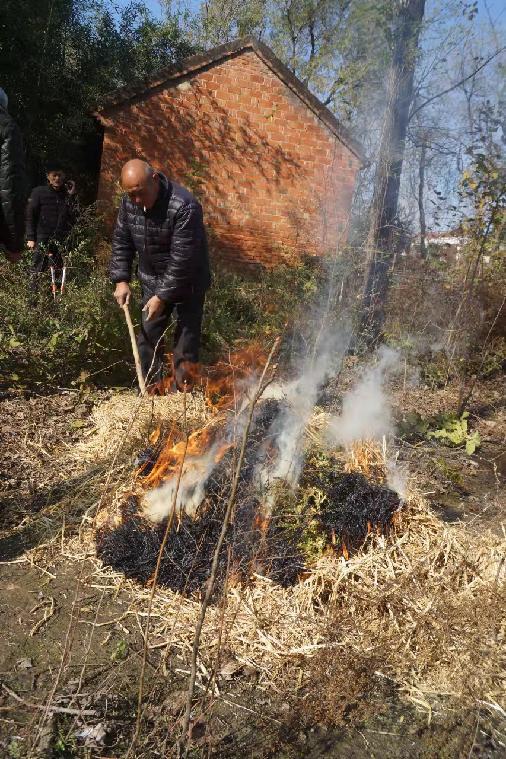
[4,250,22,263]
[27,240,36,250]
[143,295,165,321]
[114,281,131,306]
[66,179,76,195]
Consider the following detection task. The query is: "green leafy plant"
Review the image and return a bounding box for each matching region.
[7,739,21,758]
[427,411,481,455]
[201,259,321,361]
[398,410,481,455]
[0,210,135,390]
[53,726,77,757]
[111,639,129,662]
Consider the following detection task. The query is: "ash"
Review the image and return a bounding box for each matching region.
[307,470,400,551]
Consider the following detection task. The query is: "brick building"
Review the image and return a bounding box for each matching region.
[95,37,364,268]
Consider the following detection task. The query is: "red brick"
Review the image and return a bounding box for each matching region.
[97,50,360,267]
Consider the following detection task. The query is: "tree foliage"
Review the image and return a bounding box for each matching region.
[194,0,391,125]
[0,0,194,188]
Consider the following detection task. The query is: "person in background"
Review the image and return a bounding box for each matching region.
[110,159,211,392]
[26,161,79,294]
[0,87,27,263]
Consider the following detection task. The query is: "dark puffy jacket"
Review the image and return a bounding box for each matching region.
[26,185,78,246]
[110,174,211,303]
[0,106,26,252]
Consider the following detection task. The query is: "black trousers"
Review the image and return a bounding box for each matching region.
[30,246,64,295]
[138,289,206,385]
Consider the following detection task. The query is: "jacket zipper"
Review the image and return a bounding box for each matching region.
[144,210,147,267]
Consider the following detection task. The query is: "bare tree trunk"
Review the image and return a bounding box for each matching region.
[360,0,426,346]
[418,140,427,258]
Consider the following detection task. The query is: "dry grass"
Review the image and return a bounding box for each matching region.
[15,395,506,732]
[54,479,505,726]
[73,391,211,464]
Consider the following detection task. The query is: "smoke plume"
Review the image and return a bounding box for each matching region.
[327,346,399,447]
[142,443,221,522]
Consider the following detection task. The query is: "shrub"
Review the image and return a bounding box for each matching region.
[1,226,325,390]
[0,210,134,391]
[201,259,321,361]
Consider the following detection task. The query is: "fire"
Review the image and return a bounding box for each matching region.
[344,440,385,482]
[149,344,267,412]
[138,344,267,500]
[202,344,267,412]
[142,425,216,488]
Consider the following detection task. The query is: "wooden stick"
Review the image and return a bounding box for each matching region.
[122,302,147,396]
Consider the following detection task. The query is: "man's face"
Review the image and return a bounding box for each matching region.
[47,170,65,190]
[122,172,160,210]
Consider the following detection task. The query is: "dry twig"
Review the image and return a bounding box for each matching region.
[178,336,280,755]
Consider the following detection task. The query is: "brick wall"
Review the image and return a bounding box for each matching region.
[97,50,361,268]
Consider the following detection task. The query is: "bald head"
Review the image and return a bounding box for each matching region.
[121,159,160,209]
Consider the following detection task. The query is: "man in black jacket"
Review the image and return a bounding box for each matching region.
[0,87,26,263]
[26,161,78,292]
[110,159,211,391]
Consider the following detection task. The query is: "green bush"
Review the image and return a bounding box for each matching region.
[0,265,134,390]
[201,260,321,360]
[1,226,324,390]
[0,210,134,391]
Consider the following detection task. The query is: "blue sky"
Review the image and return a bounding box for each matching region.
[112,0,505,25]
[112,0,199,19]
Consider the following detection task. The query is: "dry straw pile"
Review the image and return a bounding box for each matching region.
[25,391,505,725]
[73,391,211,464]
[80,489,504,721]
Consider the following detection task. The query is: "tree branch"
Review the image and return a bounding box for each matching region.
[409,46,505,122]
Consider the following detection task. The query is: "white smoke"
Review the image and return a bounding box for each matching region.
[327,346,410,500]
[386,457,408,501]
[141,374,257,524]
[255,327,351,508]
[327,346,399,447]
[142,443,221,522]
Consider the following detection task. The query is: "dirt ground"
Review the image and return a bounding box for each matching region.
[0,374,504,758]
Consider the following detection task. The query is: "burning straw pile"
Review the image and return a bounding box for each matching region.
[89,344,504,722]
[95,398,402,594]
[92,427,504,719]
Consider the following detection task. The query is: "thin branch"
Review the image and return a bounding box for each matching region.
[178,337,281,756]
[457,293,506,415]
[1,683,98,717]
[409,47,505,122]
[127,386,190,758]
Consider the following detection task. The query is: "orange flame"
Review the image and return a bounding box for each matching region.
[150,344,267,411]
[140,345,267,490]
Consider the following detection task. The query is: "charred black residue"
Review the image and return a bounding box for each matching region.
[96,493,304,596]
[310,471,400,551]
[96,399,304,595]
[96,401,400,595]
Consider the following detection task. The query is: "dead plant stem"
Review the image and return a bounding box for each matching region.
[178,337,280,755]
[457,294,505,415]
[127,386,190,758]
[1,684,97,717]
[28,390,155,755]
